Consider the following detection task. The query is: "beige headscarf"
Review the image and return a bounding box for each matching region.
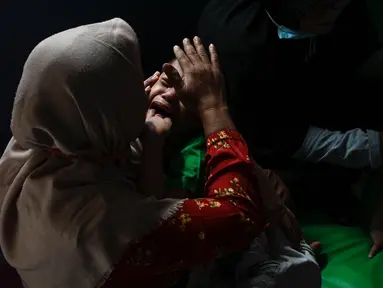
[0,18,182,288]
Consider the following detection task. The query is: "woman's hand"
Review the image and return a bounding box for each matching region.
[144,71,160,95]
[163,37,226,113]
[164,37,235,136]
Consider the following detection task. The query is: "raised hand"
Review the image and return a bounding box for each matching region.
[162,37,226,113]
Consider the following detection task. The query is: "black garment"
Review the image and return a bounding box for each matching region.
[198,0,382,156]
[198,0,382,218]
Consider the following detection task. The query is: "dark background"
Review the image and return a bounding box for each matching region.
[0,0,209,150]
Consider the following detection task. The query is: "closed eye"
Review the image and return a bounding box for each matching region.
[160,77,169,87]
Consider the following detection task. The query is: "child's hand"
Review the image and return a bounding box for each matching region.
[144,109,172,141]
[144,71,160,95]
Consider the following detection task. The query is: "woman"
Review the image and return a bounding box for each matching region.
[0,18,295,287]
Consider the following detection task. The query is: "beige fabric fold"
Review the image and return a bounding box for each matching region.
[0,18,182,288]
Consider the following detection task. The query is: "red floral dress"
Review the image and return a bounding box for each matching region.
[102,130,267,287]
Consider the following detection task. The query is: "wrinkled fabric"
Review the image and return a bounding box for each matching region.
[0,18,182,288]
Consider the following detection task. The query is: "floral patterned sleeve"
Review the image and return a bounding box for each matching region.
[103,130,266,287]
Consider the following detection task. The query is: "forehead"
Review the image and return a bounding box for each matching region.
[158,60,183,80]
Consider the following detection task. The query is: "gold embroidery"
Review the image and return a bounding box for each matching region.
[207,131,231,148]
[179,213,192,231]
[207,137,218,147]
[213,187,235,197]
[230,177,245,195]
[195,199,207,209]
[213,140,231,150]
[209,200,222,208]
[198,232,205,240]
[217,130,229,139]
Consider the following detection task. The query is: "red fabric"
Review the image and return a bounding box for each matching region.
[102,130,266,287]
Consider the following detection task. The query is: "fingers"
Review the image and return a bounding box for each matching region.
[144,71,160,87]
[162,63,183,90]
[369,244,381,258]
[173,45,191,71]
[146,109,155,121]
[174,37,220,71]
[209,44,220,70]
[144,72,160,87]
[193,36,210,64]
[144,72,160,95]
[309,241,322,255]
[182,38,200,65]
[163,117,173,129]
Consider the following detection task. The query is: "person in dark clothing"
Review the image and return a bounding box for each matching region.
[198,0,383,257]
[198,0,382,161]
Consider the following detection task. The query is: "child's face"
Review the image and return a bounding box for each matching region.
[148,60,194,131]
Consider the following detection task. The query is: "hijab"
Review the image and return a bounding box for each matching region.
[0,18,182,288]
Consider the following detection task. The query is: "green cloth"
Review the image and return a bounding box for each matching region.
[165,136,206,194]
[303,222,383,288]
[166,137,383,287]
